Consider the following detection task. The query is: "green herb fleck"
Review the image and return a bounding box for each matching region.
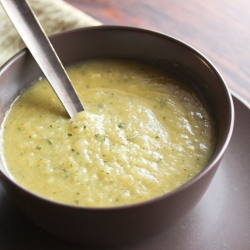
[68,133,72,136]
[98,104,105,109]
[95,133,101,139]
[47,139,52,144]
[118,123,126,128]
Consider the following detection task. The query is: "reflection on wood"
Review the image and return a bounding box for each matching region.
[65,0,250,103]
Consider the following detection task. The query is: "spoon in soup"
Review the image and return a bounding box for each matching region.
[1,0,85,118]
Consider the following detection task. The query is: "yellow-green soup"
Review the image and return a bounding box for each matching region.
[1,59,215,207]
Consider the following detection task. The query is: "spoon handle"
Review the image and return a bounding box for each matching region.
[1,0,85,118]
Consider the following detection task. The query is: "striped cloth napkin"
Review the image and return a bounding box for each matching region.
[0,0,101,67]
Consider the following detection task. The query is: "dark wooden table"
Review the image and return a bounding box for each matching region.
[65,0,250,104]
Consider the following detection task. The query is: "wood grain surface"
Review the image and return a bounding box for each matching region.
[65,0,250,104]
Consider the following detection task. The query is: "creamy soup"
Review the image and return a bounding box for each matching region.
[1,59,215,207]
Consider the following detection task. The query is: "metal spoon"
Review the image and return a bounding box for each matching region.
[1,0,85,118]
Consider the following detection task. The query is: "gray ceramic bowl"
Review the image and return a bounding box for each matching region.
[0,26,234,247]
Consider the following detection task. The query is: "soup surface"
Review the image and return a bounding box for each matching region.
[1,59,215,207]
